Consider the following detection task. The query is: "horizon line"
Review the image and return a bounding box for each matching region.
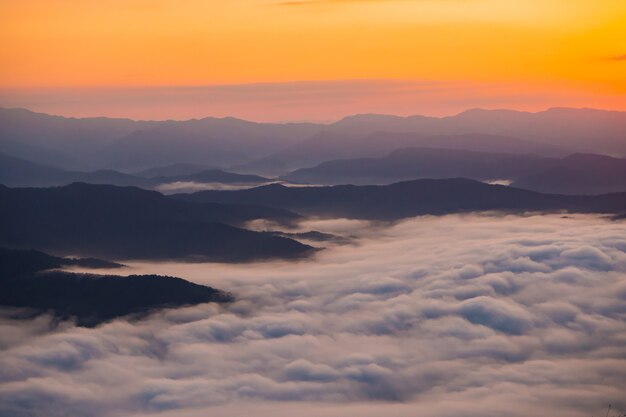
[2,105,624,125]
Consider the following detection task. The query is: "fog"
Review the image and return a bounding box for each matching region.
[155,181,275,194]
[1,214,625,417]
[154,181,323,194]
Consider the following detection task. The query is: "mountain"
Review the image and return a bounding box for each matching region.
[0,183,311,261]
[0,151,146,188]
[0,151,272,189]
[0,247,232,327]
[283,148,554,185]
[456,107,626,153]
[0,108,318,171]
[236,132,567,176]
[0,150,70,186]
[96,118,319,171]
[95,124,251,170]
[174,179,626,220]
[0,137,79,169]
[239,107,626,175]
[330,108,626,155]
[0,108,157,169]
[511,153,626,195]
[134,163,212,178]
[4,107,626,175]
[283,149,626,195]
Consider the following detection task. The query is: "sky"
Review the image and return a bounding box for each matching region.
[0,0,625,120]
[1,214,625,416]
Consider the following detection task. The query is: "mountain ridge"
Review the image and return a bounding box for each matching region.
[174,178,626,220]
[0,247,232,327]
[3,106,625,173]
[282,148,626,195]
[0,182,311,261]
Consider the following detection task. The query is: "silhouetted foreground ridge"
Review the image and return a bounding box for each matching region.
[0,183,312,261]
[0,247,232,327]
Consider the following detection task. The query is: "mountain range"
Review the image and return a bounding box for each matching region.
[175,178,626,220]
[0,108,317,170]
[0,151,270,188]
[283,148,626,195]
[237,131,570,175]
[2,107,626,174]
[0,183,311,261]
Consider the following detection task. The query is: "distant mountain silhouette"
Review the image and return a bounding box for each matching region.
[174,179,626,220]
[0,108,157,169]
[0,183,311,261]
[0,151,145,187]
[0,247,232,327]
[283,148,626,195]
[239,132,569,176]
[96,124,251,170]
[3,107,626,174]
[330,108,626,154]
[0,150,69,186]
[0,108,318,171]
[511,153,626,195]
[134,163,212,178]
[283,148,550,184]
[0,151,272,189]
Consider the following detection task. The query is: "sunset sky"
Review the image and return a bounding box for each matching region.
[1,0,624,121]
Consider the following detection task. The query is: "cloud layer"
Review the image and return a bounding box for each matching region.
[0,214,625,417]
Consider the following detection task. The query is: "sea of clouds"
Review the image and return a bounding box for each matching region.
[1,214,625,417]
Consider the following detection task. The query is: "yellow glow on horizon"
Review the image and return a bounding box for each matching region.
[0,0,624,109]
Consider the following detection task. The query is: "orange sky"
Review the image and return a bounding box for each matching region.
[0,0,624,120]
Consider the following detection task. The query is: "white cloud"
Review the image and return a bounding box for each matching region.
[0,214,625,417]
